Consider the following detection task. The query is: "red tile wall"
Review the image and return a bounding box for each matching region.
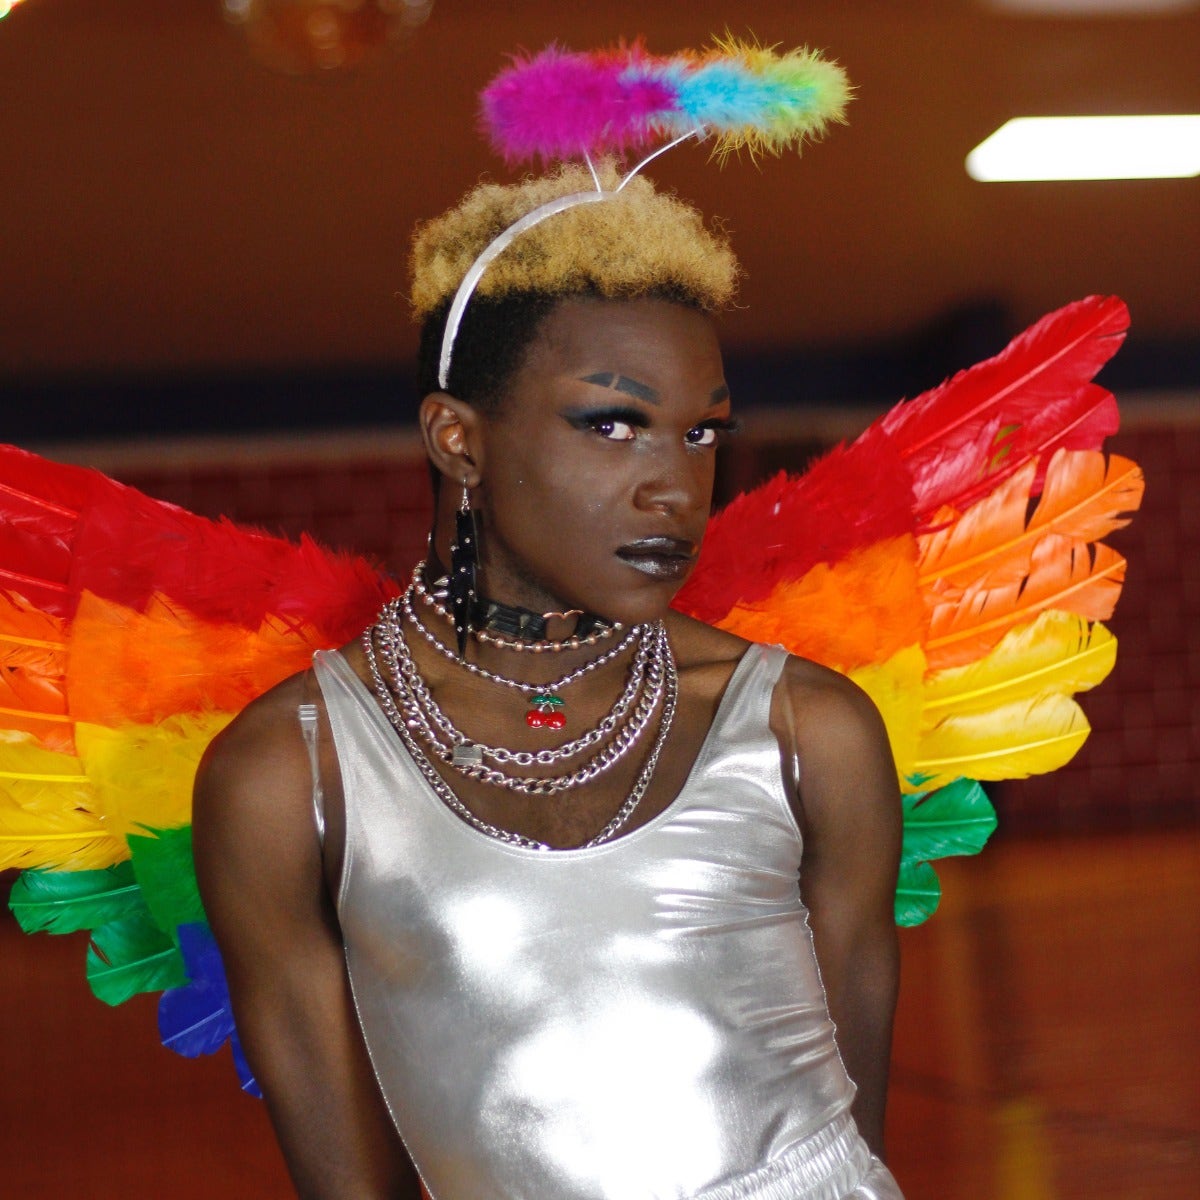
[119,456,435,584]
[111,421,1198,834]
[993,425,1200,833]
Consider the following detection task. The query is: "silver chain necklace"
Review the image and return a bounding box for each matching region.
[382,604,661,768]
[361,621,679,849]
[372,617,669,793]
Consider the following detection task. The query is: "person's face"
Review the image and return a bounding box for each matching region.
[473,295,731,626]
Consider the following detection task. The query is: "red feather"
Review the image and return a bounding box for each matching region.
[674,426,915,625]
[0,445,398,640]
[880,296,1128,520]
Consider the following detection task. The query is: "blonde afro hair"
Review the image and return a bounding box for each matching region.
[409,162,739,319]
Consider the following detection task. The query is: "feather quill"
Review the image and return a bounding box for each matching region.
[914,693,1091,790]
[894,780,997,925]
[918,451,1143,591]
[158,923,237,1058]
[922,611,1116,717]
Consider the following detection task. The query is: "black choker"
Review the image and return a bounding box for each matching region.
[470,597,614,642]
[423,561,614,644]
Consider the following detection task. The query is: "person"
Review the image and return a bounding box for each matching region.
[192,152,905,1200]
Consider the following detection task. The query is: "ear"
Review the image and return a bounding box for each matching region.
[418,392,484,490]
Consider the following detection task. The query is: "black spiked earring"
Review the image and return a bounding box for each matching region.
[449,481,479,656]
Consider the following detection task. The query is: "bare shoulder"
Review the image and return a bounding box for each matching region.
[775,654,899,836]
[664,610,751,707]
[197,671,311,793]
[192,668,321,850]
[779,655,887,749]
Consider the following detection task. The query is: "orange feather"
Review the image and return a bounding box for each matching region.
[925,538,1127,669]
[68,592,322,726]
[918,450,1143,593]
[715,537,924,672]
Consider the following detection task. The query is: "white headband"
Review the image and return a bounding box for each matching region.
[436,132,702,392]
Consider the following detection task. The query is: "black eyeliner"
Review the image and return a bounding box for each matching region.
[561,405,651,431]
[694,417,741,437]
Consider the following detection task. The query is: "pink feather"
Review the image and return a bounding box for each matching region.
[481,48,677,163]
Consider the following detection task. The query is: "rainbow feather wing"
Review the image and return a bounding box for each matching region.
[674,295,1141,924]
[0,446,397,1089]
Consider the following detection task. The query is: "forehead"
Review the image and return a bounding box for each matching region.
[518,296,725,393]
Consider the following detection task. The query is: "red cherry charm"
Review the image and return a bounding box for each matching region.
[546,711,567,731]
[525,710,546,728]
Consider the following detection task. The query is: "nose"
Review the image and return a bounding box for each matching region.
[633,444,711,518]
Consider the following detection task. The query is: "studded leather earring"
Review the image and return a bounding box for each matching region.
[449,481,479,656]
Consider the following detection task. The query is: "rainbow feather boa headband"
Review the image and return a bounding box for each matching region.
[437,39,852,389]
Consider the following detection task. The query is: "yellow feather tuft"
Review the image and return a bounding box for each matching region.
[74,711,235,839]
[0,732,125,870]
[923,611,1116,717]
[914,693,1090,791]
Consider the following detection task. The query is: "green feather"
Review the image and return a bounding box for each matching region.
[894,778,997,927]
[894,859,942,927]
[8,863,146,935]
[128,825,206,942]
[900,778,997,867]
[86,913,187,1006]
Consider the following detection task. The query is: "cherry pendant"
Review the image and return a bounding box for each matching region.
[525,693,566,731]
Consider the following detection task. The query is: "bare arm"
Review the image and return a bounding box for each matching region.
[192,677,421,1199]
[780,665,902,1158]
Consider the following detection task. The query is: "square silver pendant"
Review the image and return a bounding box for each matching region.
[452,743,484,768]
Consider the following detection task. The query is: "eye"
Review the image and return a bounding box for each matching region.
[591,417,637,441]
[684,416,739,447]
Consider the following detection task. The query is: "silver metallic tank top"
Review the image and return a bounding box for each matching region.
[314,644,902,1200]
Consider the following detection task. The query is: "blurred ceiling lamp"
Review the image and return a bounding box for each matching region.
[967,115,1200,180]
[223,0,434,74]
[0,0,29,19]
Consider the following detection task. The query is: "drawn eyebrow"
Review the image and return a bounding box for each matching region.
[710,384,731,405]
[579,372,660,404]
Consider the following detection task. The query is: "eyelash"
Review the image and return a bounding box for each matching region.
[566,408,739,446]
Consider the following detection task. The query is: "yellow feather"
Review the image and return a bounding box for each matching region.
[850,645,926,788]
[0,732,125,870]
[74,711,235,839]
[914,694,1090,791]
[923,612,1116,717]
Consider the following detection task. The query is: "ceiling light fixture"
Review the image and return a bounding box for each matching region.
[967,115,1200,180]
